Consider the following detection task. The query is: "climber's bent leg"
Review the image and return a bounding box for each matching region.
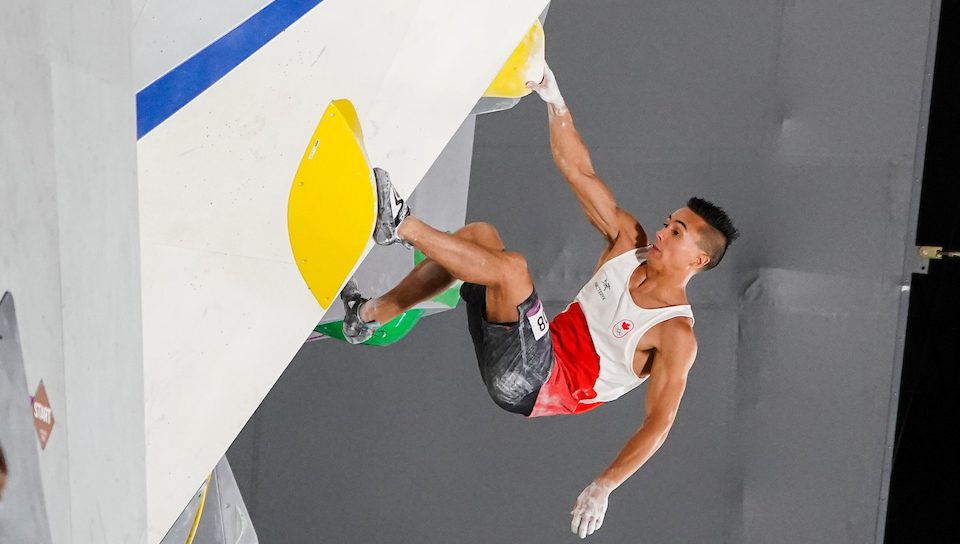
[396,216,533,323]
[361,221,508,324]
[396,217,553,416]
[361,215,554,415]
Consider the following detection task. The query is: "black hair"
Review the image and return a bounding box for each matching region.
[686,196,739,272]
[0,442,6,474]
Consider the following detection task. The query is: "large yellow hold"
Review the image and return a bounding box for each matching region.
[484,19,546,99]
[287,99,376,310]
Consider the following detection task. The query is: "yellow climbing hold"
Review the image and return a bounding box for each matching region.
[287,99,376,310]
[484,19,546,99]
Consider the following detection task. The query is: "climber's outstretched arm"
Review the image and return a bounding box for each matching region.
[528,66,646,247]
[570,319,698,539]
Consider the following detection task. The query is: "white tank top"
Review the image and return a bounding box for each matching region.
[576,246,695,403]
[530,246,696,417]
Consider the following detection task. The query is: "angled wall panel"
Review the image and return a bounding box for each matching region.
[135,1,549,539]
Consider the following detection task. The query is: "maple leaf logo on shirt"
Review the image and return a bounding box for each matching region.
[612,319,635,338]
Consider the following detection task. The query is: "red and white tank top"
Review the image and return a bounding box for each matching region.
[529,246,694,417]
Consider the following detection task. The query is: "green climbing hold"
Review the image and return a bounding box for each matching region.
[314,308,425,347]
[314,243,463,346]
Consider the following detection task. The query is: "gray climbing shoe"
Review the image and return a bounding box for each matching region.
[372,167,412,248]
[340,280,380,345]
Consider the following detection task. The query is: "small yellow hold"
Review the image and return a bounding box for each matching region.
[484,19,546,99]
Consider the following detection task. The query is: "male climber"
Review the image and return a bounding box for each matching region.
[339,65,739,539]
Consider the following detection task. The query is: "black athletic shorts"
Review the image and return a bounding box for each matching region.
[460,282,555,416]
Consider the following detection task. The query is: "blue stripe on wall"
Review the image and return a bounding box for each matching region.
[136,0,325,139]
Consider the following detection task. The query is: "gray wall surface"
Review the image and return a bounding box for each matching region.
[229,1,934,542]
[1,0,147,542]
[0,294,52,544]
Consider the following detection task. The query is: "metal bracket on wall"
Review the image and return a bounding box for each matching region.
[913,245,960,275]
[918,245,960,259]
